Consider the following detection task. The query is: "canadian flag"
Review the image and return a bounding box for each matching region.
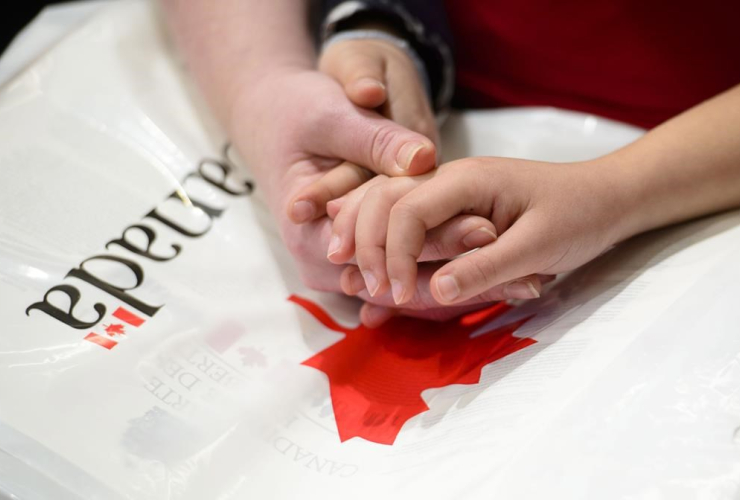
[84,307,145,350]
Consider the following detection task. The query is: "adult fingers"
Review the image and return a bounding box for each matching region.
[312,89,436,177]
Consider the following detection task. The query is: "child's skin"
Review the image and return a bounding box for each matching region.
[162,2,740,327]
[288,33,440,220]
[162,0,462,298]
[297,36,740,326]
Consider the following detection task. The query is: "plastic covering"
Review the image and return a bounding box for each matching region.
[0,1,739,499]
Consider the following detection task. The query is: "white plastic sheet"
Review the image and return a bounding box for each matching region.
[0,1,739,499]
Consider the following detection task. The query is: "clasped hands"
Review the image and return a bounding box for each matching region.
[233,37,627,327]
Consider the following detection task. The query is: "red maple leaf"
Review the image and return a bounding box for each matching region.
[291,295,536,445]
[103,323,126,337]
[238,347,267,368]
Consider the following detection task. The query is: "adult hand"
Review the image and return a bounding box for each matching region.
[229,69,439,291]
[319,36,439,143]
[289,36,441,224]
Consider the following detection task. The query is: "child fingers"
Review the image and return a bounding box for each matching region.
[354,178,420,298]
[385,169,491,304]
[384,58,439,144]
[430,215,543,305]
[288,162,373,224]
[319,42,388,109]
[419,215,497,262]
[340,265,366,296]
[358,262,543,312]
[328,174,389,264]
[346,76,388,110]
[326,196,345,219]
[358,274,543,327]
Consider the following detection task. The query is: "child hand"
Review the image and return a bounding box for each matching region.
[319,36,438,143]
[329,157,628,306]
[325,171,502,277]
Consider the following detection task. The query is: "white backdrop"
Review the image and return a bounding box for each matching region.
[0,2,739,499]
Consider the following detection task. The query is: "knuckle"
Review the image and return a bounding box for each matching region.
[390,199,420,223]
[385,253,411,269]
[368,123,396,173]
[421,235,448,260]
[331,210,353,235]
[354,245,379,265]
[366,178,402,205]
[403,291,431,311]
[365,183,386,201]
[464,254,497,290]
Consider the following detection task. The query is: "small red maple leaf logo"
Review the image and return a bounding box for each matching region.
[103,323,126,337]
[238,347,267,368]
[291,295,536,446]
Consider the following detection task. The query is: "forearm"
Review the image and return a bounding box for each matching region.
[608,83,740,240]
[160,0,315,128]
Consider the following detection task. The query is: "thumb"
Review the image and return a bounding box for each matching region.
[320,105,437,176]
[430,216,546,305]
[320,41,388,109]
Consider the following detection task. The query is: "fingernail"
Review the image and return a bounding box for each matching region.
[391,279,405,305]
[462,227,497,249]
[291,200,315,223]
[436,275,460,303]
[327,234,341,258]
[504,280,540,300]
[362,271,379,296]
[396,142,426,171]
[357,77,386,91]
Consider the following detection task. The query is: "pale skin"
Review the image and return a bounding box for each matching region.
[159,0,506,295]
[301,35,740,326]
[161,2,740,326]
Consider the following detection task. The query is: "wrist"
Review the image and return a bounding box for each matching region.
[584,151,662,244]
